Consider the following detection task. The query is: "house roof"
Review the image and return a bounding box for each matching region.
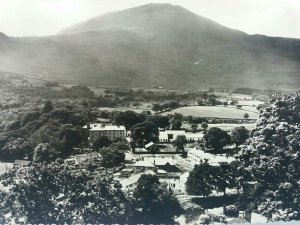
[157,169,167,174]
[227,217,250,224]
[120,170,156,188]
[145,157,176,166]
[13,160,31,166]
[131,161,155,168]
[84,124,126,131]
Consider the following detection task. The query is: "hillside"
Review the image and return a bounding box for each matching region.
[0,3,299,89]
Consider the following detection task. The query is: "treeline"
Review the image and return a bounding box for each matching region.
[0,98,92,162]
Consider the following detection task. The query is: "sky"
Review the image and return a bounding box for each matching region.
[0,0,299,38]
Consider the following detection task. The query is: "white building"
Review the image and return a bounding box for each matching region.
[185,132,204,142]
[85,124,126,142]
[159,172,189,195]
[127,161,156,174]
[159,130,186,142]
[159,130,203,142]
[187,148,235,166]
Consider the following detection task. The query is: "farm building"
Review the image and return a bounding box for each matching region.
[159,130,204,142]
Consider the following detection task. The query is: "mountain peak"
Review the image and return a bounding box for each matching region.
[0,32,7,38]
[59,3,223,35]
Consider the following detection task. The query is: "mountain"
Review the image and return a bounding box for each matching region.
[0,3,299,89]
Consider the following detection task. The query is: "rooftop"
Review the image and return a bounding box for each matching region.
[13,160,31,166]
[84,124,126,131]
[144,157,176,166]
[130,161,155,168]
[120,170,156,188]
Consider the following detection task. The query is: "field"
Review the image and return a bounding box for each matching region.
[162,106,259,120]
[99,105,152,113]
[207,123,256,131]
[182,123,256,131]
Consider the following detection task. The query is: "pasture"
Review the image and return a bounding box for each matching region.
[182,123,256,131]
[161,106,259,120]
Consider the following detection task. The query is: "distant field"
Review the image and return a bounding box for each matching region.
[161,106,259,119]
[213,92,252,100]
[207,123,256,131]
[99,105,152,113]
[182,123,256,131]
[237,100,264,107]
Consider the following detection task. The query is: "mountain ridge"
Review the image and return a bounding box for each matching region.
[0,3,299,89]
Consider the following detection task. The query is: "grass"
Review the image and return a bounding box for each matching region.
[182,123,256,131]
[161,106,259,120]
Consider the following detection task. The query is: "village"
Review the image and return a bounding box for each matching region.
[0,89,269,224]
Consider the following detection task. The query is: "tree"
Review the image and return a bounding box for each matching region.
[43,100,53,113]
[149,144,160,154]
[204,127,231,151]
[173,135,187,152]
[0,163,134,224]
[236,95,300,221]
[93,136,112,150]
[99,146,125,168]
[150,115,170,129]
[133,174,182,223]
[114,110,146,130]
[33,143,57,163]
[171,119,182,130]
[59,125,83,157]
[243,113,249,121]
[187,161,238,197]
[231,126,249,147]
[191,123,198,133]
[201,122,208,132]
[152,103,161,113]
[131,121,158,147]
[186,161,213,197]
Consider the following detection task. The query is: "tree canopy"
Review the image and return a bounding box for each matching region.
[236,95,300,221]
[0,163,134,224]
[133,174,182,223]
[204,127,231,151]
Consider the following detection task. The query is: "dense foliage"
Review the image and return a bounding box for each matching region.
[204,127,231,151]
[237,95,300,221]
[133,174,182,223]
[0,163,134,224]
[186,160,237,197]
[0,98,90,161]
[231,126,250,147]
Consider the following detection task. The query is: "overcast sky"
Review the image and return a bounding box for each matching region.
[0,0,299,38]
